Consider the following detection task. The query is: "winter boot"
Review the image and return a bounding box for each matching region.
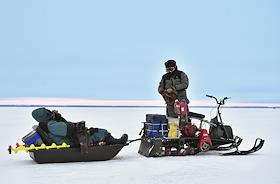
[120,134,128,143]
[105,133,128,145]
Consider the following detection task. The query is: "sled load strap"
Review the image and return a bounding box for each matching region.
[32,125,54,146]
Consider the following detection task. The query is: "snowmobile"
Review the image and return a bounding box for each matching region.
[138,95,265,157]
[8,125,129,164]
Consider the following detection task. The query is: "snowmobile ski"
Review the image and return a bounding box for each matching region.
[222,138,264,156]
[213,136,243,151]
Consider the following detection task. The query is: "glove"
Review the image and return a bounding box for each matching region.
[52,110,63,120]
[163,92,176,105]
[163,87,177,105]
[166,88,173,93]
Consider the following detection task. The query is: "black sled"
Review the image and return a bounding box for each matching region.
[10,125,128,164]
[29,143,127,164]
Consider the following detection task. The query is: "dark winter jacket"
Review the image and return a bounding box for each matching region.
[158,69,189,103]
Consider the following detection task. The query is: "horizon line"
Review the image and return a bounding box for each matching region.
[0,105,279,109]
[0,97,279,108]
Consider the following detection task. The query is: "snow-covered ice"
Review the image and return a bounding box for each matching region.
[1,107,279,184]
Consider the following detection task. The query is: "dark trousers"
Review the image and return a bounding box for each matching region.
[166,103,178,118]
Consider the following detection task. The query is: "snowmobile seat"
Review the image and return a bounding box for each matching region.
[32,125,55,146]
[188,112,205,120]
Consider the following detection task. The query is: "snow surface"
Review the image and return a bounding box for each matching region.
[1,107,279,184]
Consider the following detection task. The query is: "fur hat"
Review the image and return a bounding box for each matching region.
[165,60,176,68]
[32,107,54,123]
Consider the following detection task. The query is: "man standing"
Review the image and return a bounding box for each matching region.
[158,60,189,117]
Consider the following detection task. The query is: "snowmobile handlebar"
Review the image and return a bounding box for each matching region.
[221,97,231,105]
[206,95,218,104]
[206,95,230,105]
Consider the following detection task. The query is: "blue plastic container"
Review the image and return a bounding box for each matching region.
[147,122,168,138]
[145,114,168,138]
[22,130,43,146]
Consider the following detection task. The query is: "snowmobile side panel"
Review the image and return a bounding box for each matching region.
[29,144,127,164]
[138,138,152,156]
[224,125,234,139]
[138,138,163,157]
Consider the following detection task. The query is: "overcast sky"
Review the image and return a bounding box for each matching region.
[0,0,279,103]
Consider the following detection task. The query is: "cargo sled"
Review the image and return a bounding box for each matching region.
[8,125,128,164]
[28,143,127,164]
[138,95,265,157]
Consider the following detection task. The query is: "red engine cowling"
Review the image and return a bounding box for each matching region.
[174,100,181,114]
[197,129,212,152]
[183,123,198,137]
[174,99,189,117]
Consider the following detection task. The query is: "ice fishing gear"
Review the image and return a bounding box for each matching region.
[8,143,70,154]
[138,95,265,157]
